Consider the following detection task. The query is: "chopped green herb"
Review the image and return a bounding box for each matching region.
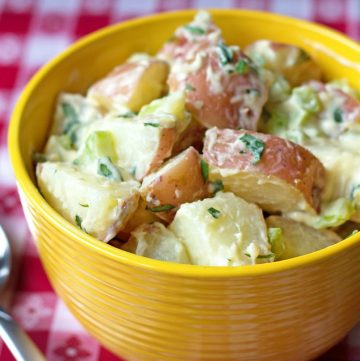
[33,152,47,163]
[118,111,136,118]
[218,42,233,65]
[97,157,123,181]
[334,108,343,123]
[146,204,175,212]
[130,166,137,177]
[257,253,275,259]
[200,159,209,182]
[244,253,251,258]
[209,179,224,194]
[62,102,77,124]
[144,122,160,127]
[61,103,79,147]
[75,215,83,229]
[350,184,360,200]
[185,83,196,92]
[208,207,221,219]
[235,59,249,74]
[245,88,260,96]
[184,24,205,35]
[238,134,265,164]
[79,203,89,208]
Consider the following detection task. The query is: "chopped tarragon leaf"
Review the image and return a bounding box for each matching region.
[146,204,175,212]
[200,159,209,182]
[333,108,343,123]
[79,203,89,208]
[185,83,196,92]
[244,253,251,258]
[33,152,47,163]
[130,166,137,177]
[208,207,221,219]
[61,103,80,147]
[184,25,205,35]
[144,122,160,127]
[235,59,249,74]
[350,184,360,200]
[218,42,233,65]
[75,215,83,229]
[97,157,123,181]
[257,253,275,259]
[118,111,136,118]
[209,179,224,194]
[239,134,265,164]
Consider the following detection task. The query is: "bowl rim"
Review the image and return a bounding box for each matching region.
[8,8,360,278]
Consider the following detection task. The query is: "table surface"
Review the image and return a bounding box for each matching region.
[0,0,360,360]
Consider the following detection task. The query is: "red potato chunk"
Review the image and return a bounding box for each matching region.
[244,40,322,86]
[141,146,209,222]
[168,46,268,130]
[157,11,222,64]
[87,57,169,112]
[203,128,325,214]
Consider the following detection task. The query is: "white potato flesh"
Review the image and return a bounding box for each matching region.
[266,216,340,260]
[122,222,191,264]
[169,192,272,266]
[36,162,140,242]
[82,116,177,180]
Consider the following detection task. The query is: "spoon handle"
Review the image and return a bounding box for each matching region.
[0,307,46,361]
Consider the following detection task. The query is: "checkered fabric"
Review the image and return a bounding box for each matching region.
[0,0,359,360]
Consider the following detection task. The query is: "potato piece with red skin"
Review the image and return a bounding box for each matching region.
[203,128,325,214]
[87,57,169,113]
[172,119,206,154]
[244,40,322,86]
[157,11,222,64]
[141,147,209,222]
[168,46,268,130]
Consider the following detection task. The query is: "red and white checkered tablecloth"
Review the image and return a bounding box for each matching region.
[0,0,359,360]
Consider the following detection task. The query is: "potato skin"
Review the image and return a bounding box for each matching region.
[157,12,222,63]
[168,47,268,130]
[88,58,169,112]
[244,40,322,86]
[141,146,209,222]
[203,128,325,213]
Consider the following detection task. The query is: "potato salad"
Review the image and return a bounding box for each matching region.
[35,11,360,266]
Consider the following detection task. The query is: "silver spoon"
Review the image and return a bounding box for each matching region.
[0,225,45,361]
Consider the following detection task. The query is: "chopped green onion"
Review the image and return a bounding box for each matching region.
[200,159,209,182]
[218,42,233,65]
[62,102,79,146]
[244,253,251,258]
[79,203,89,208]
[184,25,205,35]
[333,108,343,123]
[208,207,221,219]
[146,204,175,212]
[144,122,160,127]
[238,134,265,164]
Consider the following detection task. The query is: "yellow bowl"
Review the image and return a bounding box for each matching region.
[8,9,360,361]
